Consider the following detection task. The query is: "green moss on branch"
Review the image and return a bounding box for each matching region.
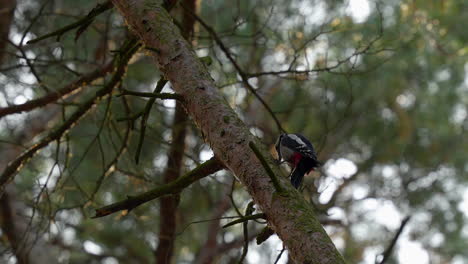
[92,157,223,218]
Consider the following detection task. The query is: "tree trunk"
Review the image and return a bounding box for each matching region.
[110,1,346,263]
[154,104,187,263]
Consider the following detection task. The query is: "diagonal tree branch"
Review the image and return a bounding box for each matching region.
[118,89,183,100]
[0,61,114,118]
[134,77,167,164]
[92,157,224,218]
[108,1,345,262]
[377,216,411,264]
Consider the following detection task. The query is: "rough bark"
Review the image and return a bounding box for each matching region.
[110,1,346,263]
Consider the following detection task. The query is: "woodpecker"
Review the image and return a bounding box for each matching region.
[275,133,320,189]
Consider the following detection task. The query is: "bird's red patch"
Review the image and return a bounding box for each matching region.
[292,152,302,166]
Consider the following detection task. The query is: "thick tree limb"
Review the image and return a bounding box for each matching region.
[92,157,223,218]
[109,1,345,262]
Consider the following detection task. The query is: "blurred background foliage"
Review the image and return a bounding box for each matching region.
[0,0,466,263]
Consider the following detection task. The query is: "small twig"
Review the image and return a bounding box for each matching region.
[27,1,113,44]
[118,90,184,101]
[377,216,411,264]
[223,213,266,228]
[116,111,143,122]
[237,202,255,264]
[92,157,223,218]
[248,142,286,195]
[88,119,131,202]
[134,78,168,164]
[176,215,240,236]
[274,246,286,264]
[7,39,50,92]
[144,46,161,54]
[228,179,243,217]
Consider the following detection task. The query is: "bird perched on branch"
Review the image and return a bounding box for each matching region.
[275,133,320,188]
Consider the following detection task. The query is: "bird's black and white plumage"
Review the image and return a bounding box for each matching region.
[275,133,320,188]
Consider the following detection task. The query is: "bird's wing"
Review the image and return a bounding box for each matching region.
[282,134,318,160]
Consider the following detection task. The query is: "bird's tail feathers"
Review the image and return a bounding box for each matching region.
[291,160,313,189]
